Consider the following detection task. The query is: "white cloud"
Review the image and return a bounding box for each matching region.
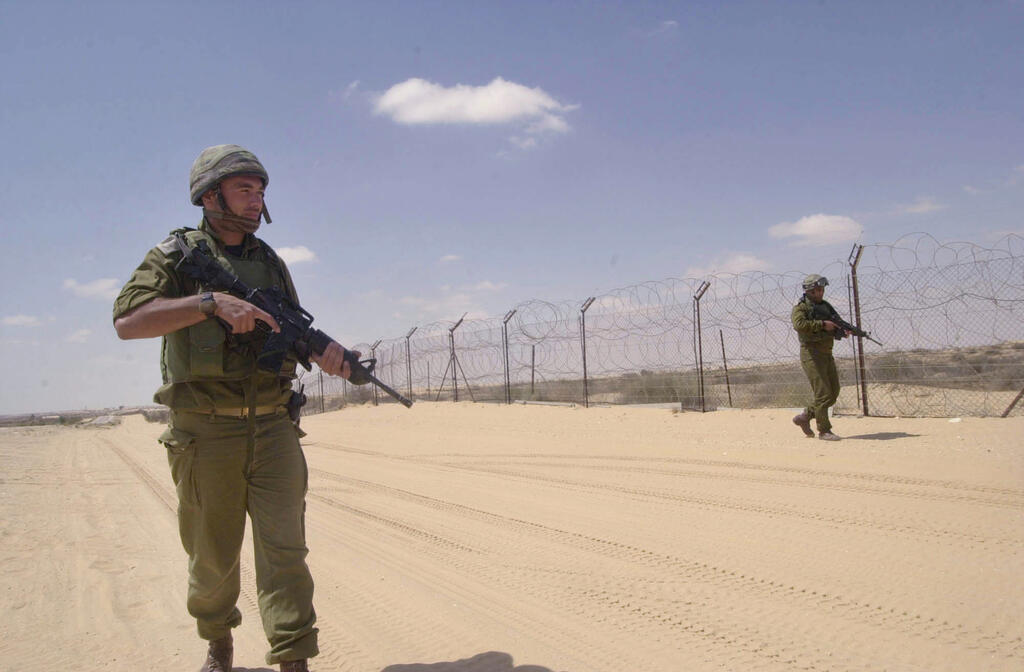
[769,214,862,247]
[374,77,576,138]
[685,253,771,279]
[509,135,538,150]
[471,280,508,292]
[343,80,360,99]
[65,329,92,343]
[3,314,42,327]
[62,278,120,301]
[650,20,679,35]
[277,246,316,264]
[439,254,461,264]
[894,196,945,215]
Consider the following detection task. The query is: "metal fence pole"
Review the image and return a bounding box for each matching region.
[580,297,596,408]
[502,310,516,404]
[847,272,862,411]
[1002,386,1024,417]
[530,345,535,396]
[719,329,732,407]
[693,281,710,412]
[369,339,382,406]
[848,244,870,416]
[405,326,417,401]
[437,313,468,402]
[318,369,325,413]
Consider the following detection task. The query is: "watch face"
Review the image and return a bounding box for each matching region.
[200,293,216,315]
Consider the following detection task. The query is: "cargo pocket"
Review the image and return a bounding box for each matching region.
[159,425,200,506]
[189,318,225,378]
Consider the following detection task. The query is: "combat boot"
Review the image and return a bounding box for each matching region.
[792,412,814,437]
[818,431,841,441]
[199,634,233,672]
[280,661,309,672]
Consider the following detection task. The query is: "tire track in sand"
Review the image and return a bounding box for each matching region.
[309,468,1024,668]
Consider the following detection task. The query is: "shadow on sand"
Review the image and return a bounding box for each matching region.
[845,432,920,440]
[382,650,554,672]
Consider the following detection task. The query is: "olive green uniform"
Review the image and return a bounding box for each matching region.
[791,296,841,433]
[113,219,318,664]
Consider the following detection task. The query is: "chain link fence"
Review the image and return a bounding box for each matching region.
[298,233,1024,418]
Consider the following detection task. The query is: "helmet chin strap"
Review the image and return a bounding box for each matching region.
[203,188,272,236]
[203,207,263,235]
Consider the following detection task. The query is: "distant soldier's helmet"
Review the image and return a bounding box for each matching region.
[189,144,269,206]
[802,274,829,291]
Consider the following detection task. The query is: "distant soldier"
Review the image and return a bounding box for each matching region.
[791,274,842,441]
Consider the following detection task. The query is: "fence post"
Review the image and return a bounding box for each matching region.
[318,369,325,413]
[719,329,732,407]
[1002,386,1024,417]
[369,339,382,406]
[502,310,516,404]
[846,273,862,411]
[580,297,596,408]
[530,345,535,396]
[848,245,870,416]
[405,326,417,401]
[436,314,471,402]
[693,281,711,412]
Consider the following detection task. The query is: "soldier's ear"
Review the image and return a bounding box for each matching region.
[200,188,220,209]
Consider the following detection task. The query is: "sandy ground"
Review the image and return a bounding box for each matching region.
[1,402,1022,672]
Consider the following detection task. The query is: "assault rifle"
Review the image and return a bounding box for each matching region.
[830,312,883,347]
[173,233,413,408]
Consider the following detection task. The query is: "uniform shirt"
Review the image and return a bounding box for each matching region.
[113,218,301,410]
[791,295,838,352]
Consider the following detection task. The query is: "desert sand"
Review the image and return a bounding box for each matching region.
[1,402,1022,672]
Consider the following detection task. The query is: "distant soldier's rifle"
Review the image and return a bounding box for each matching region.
[830,313,883,347]
[173,233,413,408]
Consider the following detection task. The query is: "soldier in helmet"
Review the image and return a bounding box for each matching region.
[791,274,842,441]
[113,145,352,671]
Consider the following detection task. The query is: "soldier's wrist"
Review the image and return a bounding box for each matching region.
[198,292,217,317]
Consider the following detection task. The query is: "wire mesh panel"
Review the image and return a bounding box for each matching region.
[298,233,1024,418]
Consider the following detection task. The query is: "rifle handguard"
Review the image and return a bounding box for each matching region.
[344,352,376,386]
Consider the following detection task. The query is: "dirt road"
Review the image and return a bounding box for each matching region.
[2,403,1021,671]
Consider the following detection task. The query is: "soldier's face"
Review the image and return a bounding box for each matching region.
[807,286,825,302]
[221,175,265,220]
[204,175,265,220]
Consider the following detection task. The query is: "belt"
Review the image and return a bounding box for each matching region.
[181,405,285,418]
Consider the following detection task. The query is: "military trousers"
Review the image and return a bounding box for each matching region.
[161,409,318,664]
[800,346,840,433]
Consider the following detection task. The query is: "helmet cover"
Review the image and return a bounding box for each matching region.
[189,144,269,206]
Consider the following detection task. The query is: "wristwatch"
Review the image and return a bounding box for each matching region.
[198,292,217,317]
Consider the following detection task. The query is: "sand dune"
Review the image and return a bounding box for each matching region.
[1,403,1022,671]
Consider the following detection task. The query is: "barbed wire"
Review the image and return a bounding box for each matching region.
[301,233,1024,418]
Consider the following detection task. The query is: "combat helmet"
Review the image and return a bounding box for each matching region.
[189,144,271,223]
[802,274,829,291]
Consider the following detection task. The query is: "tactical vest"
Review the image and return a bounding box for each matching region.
[795,296,838,350]
[158,227,299,386]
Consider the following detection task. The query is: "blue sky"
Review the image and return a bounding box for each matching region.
[1,1,1022,414]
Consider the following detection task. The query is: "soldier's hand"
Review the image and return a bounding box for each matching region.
[823,320,838,332]
[312,341,356,379]
[213,293,280,334]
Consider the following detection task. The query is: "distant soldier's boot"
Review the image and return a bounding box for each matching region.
[280,660,309,672]
[200,634,233,672]
[818,431,841,441]
[792,412,814,437]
